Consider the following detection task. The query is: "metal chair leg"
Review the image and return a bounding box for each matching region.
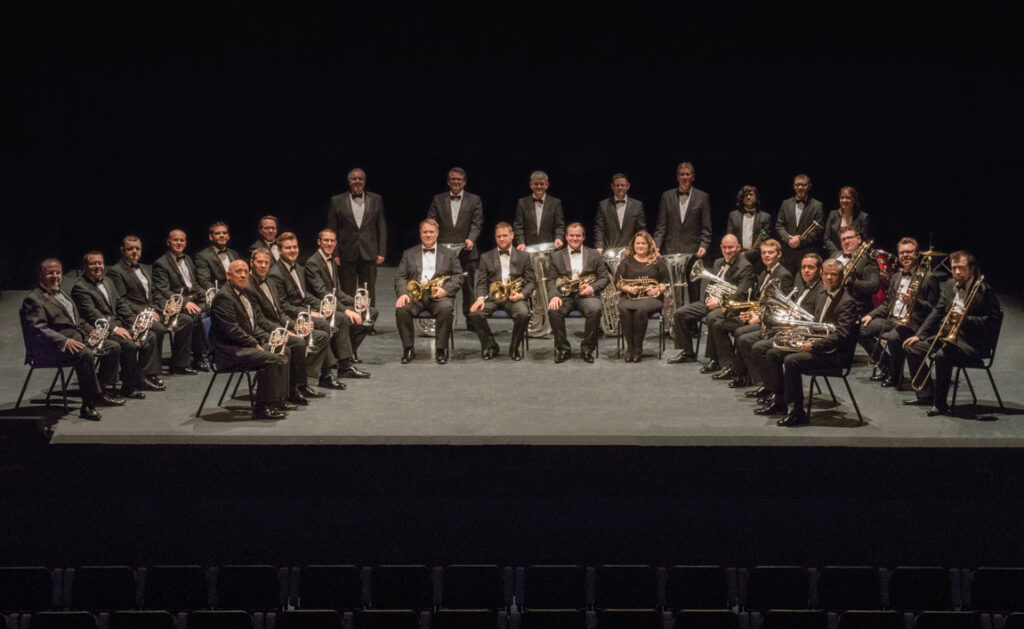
[842,376,864,426]
[963,369,978,405]
[806,375,816,415]
[44,369,60,407]
[231,372,244,399]
[218,372,235,405]
[59,367,69,413]
[15,366,35,410]
[951,367,961,407]
[986,368,1005,409]
[245,371,257,418]
[823,377,837,403]
[195,372,219,417]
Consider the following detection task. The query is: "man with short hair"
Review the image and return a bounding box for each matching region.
[469,222,535,361]
[513,171,565,250]
[775,174,825,274]
[152,229,211,373]
[830,227,879,317]
[327,168,387,311]
[248,215,281,261]
[594,173,645,254]
[546,222,609,363]
[427,167,483,323]
[654,161,712,302]
[195,221,241,291]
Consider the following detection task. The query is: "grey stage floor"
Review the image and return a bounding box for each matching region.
[2,269,1022,447]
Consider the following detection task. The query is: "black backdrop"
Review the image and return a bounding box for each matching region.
[7,4,1021,291]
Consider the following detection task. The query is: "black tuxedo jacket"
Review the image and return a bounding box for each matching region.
[194,245,241,291]
[395,245,464,298]
[654,187,712,254]
[546,246,610,297]
[594,197,645,251]
[152,251,205,305]
[823,210,871,259]
[304,250,356,307]
[71,276,135,329]
[703,255,756,303]
[327,190,387,262]
[866,267,939,328]
[916,277,1002,354]
[20,287,94,363]
[513,195,566,247]
[107,259,158,314]
[726,210,773,249]
[832,251,880,314]
[756,264,795,299]
[210,286,273,353]
[809,288,860,357]
[789,279,826,314]
[248,239,280,261]
[776,196,825,250]
[474,248,536,300]
[427,191,484,261]
[248,274,291,328]
[267,260,322,319]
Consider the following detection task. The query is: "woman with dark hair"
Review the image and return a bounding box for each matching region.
[823,186,871,258]
[614,230,669,362]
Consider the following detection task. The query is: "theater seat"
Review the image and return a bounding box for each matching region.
[67,566,137,612]
[295,565,363,611]
[214,565,283,611]
[743,566,809,610]
[275,609,345,629]
[27,612,98,629]
[521,566,588,610]
[817,566,882,611]
[666,566,731,610]
[887,567,955,611]
[353,609,422,629]
[368,565,433,610]
[186,610,253,629]
[594,565,657,610]
[108,610,177,629]
[0,567,57,613]
[914,611,980,629]
[968,567,1024,612]
[674,610,740,629]
[441,565,508,610]
[141,565,209,611]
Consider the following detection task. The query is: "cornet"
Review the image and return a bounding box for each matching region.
[354,283,374,326]
[294,311,314,354]
[131,310,158,346]
[86,318,111,350]
[320,292,337,331]
[163,289,184,331]
[268,327,289,354]
[617,277,662,300]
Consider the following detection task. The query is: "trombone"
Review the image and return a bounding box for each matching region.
[910,274,984,392]
[799,219,824,240]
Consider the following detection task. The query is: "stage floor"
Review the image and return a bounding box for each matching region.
[2,270,1021,447]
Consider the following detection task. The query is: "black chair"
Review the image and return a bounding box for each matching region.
[14,361,72,413]
[521,565,588,610]
[836,610,903,629]
[761,609,827,629]
[817,566,883,611]
[141,565,209,611]
[487,308,530,351]
[296,565,363,611]
[194,352,259,419]
[914,611,980,629]
[804,345,865,426]
[887,567,954,611]
[0,566,57,613]
[27,612,98,629]
[616,312,665,359]
[186,610,253,629]
[674,610,739,629]
[67,566,137,612]
[518,609,588,629]
[593,565,657,610]
[353,609,421,629]
[432,609,503,629]
[108,610,177,629]
[968,567,1024,612]
[441,565,508,610]
[597,609,663,629]
[950,318,1005,410]
[665,566,730,610]
[368,565,433,611]
[275,609,345,629]
[214,565,282,611]
[744,566,810,611]
[415,310,456,350]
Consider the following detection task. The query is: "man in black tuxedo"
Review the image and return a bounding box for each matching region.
[106,235,175,386]
[20,259,125,420]
[725,185,773,269]
[71,251,159,400]
[248,248,328,404]
[248,215,281,262]
[209,260,292,420]
[151,229,211,373]
[195,221,241,293]
[667,234,755,370]
[831,227,880,317]
[902,250,1002,416]
[304,228,371,378]
[326,168,387,310]
[395,218,464,364]
[427,167,482,323]
[654,162,712,303]
[266,232,347,390]
[775,174,824,274]
[513,170,565,250]
[762,258,861,425]
[468,222,535,361]
[546,223,609,363]
[594,173,645,254]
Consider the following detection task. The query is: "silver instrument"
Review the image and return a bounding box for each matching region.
[294,311,314,354]
[205,280,218,307]
[163,289,184,331]
[689,259,739,303]
[524,242,557,337]
[767,314,837,352]
[599,247,627,336]
[761,284,815,323]
[131,309,158,346]
[86,318,111,350]
[268,327,289,354]
[320,291,337,331]
[354,282,374,327]
[415,243,464,337]
[660,253,693,336]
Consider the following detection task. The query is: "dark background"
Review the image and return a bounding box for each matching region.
[7,4,1021,291]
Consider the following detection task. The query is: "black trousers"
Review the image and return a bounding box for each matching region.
[468,298,531,351]
[906,337,985,404]
[731,324,763,379]
[673,302,709,355]
[707,309,744,367]
[618,297,662,354]
[396,297,454,350]
[152,317,193,370]
[215,347,289,405]
[105,334,144,393]
[339,259,378,307]
[548,295,602,352]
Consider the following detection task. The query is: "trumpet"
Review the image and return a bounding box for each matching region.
[163,289,184,331]
[489,276,525,302]
[617,277,662,300]
[205,280,218,307]
[688,259,738,302]
[320,292,337,331]
[86,318,111,350]
[407,275,451,301]
[769,315,838,352]
[354,283,374,326]
[799,219,824,240]
[910,274,985,392]
[556,273,595,296]
[268,327,289,354]
[294,311,314,354]
[131,309,158,346]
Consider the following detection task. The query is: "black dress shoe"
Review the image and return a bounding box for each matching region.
[728,374,751,388]
[755,400,789,416]
[869,370,890,382]
[745,386,767,398]
[299,384,326,398]
[436,349,448,364]
[192,358,212,372]
[482,345,500,360]
[79,406,102,421]
[581,348,594,363]
[667,352,696,364]
[555,350,571,363]
[97,394,126,407]
[317,375,347,390]
[144,375,166,390]
[288,392,310,406]
[275,400,298,411]
[169,366,197,375]
[700,360,722,374]
[121,389,146,400]
[926,404,950,417]
[777,410,810,426]
[401,347,416,364]
[633,352,642,363]
[367,328,377,336]
[881,376,901,388]
[351,353,362,364]
[339,366,371,378]
[903,397,933,406]
[254,406,286,420]
[711,367,735,380]
[510,348,523,361]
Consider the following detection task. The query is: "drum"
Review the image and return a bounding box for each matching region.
[872,248,897,309]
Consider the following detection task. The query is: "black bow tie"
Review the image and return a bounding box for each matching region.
[128,263,140,269]
[351,193,363,199]
[174,254,186,262]
[422,248,435,254]
[498,249,510,256]
[534,198,544,204]
[614,199,626,205]
[677,190,689,197]
[743,210,757,216]
[450,195,461,201]
[570,249,582,256]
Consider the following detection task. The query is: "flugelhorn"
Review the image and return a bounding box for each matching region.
[163,289,184,331]
[688,259,738,302]
[131,309,158,346]
[407,275,451,301]
[617,277,662,300]
[910,274,985,392]
[556,273,595,296]
[489,276,525,302]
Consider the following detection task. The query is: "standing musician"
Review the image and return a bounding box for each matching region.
[20,259,125,420]
[547,222,609,363]
[195,221,241,291]
[395,218,464,364]
[831,226,879,317]
[726,185,773,268]
[266,232,347,390]
[304,228,371,378]
[653,161,712,303]
[667,234,755,371]
[106,235,173,388]
[249,247,329,402]
[427,167,482,324]
[722,239,794,388]
[859,237,939,388]
[152,229,211,373]
[614,230,669,363]
[761,258,860,425]
[902,251,1002,416]
[326,167,387,312]
[248,215,281,261]
[775,174,825,275]
[513,170,566,250]
[594,173,645,254]
[72,251,158,400]
[823,186,871,259]
[209,260,292,420]
[469,222,536,361]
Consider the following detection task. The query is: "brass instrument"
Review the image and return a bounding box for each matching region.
[768,315,838,352]
[910,274,985,392]
[523,242,557,337]
[268,327,289,354]
[891,255,933,327]
[799,219,824,240]
[761,284,814,322]
[320,291,337,331]
[617,277,662,300]
[688,259,739,302]
[840,239,874,287]
[600,247,628,335]
[205,281,218,307]
[556,273,595,297]
[488,276,525,302]
[354,283,374,326]
[660,252,693,337]
[131,309,158,346]
[163,289,184,331]
[86,318,111,350]
[723,295,761,316]
[750,228,768,250]
[406,275,451,301]
[294,311,314,354]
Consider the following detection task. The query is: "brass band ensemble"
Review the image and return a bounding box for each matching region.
[19,165,1003,426]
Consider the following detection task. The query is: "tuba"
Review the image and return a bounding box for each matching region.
[131,309,158,346]
[689,259,738,302]
[86,318,111,350]
[407,275,451,301]
[555,273,595,297]
[354,283,374,326]
[268,327,289,354]
[489,276,525,302]
[911,274,985,391]
[205,280,218,307]
[163,289,184,331]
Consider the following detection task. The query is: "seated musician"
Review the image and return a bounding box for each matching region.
[304,228,371,378]
[151,229,211,373]
[210,260,292,420]
[667,234,755,372]
[760,258,860,425]
[830,226,879,317]
[469,222,535,361]
[614,230,669,363]
[859,237,939,388]
[20,259,125,420]
[723,239,794,388]
[395,218,464,364]
[902,251,1002,416]
[547,222,609,363]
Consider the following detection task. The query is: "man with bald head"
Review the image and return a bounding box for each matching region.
[152,228,212,373]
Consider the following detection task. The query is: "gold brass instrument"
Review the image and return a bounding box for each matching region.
[723,295,761,316]
[688,259,738,303]
[131,309,158,346]
[768,315,838,352]
[488,276,525,302]
[799,219,824,240]
[556,273,595,297]
[205,281,218,307]
[617,277,662,300]
[354,283,374,326]
[320,291,337,330]
[840,239,874,287]
[406,275,451,301]
[750,228,768,250]
[891,255,934,327]
[163,289,184,330]
[910,274,984,392]
[294,310,314,354]
[268,327,289,354]
[86,318,111,350]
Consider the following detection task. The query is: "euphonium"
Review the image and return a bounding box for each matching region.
[407,275,451,301]
[688,259,738,302]
[205,280,218,307]
[761,283,814,322]
[354,283,374,326]
[556,273,595,296]
[131,309,158,346]
[268,327,289,354]
[910,274,985,391]
[163,289,184,330]
[489,276,525,302]
[769,315,838,352]
[320,291,337,330]
[617,276,661,300]
[86,318,111,349]
[840,239,874,287]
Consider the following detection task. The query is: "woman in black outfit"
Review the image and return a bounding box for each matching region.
[823,185,871,258]
[615,230,669,362]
